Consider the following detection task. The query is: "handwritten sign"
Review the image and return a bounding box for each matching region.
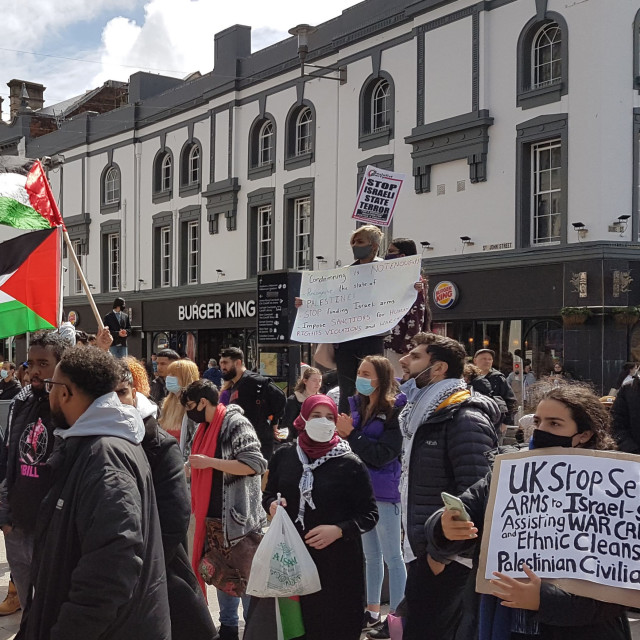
[291,256,421,344]
[477,448,640,608]
[352,165,406,227]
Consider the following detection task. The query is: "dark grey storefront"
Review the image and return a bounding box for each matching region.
[424,243,640,394]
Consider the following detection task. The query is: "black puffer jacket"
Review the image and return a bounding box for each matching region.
[611,379,640,453]
[426,449,631,640]
[405,392,499,559]
[483,369,517,423]
[142,416,217,640]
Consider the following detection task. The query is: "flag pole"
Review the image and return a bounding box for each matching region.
[62,230,104,330]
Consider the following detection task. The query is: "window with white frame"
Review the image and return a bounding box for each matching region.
[104,167,120,204]
[160,227,171,287]
[71,240,85,295]
[259,121,274,166]
[161,154,172,192]
[257,205,273,272]
[371,79,391,133]
[295,108,313,156]
[293,197,311,269]
[108,233,120,292]
[532,23,562,89]
[187,221,198,284]
[188,145,200,185]
[531,139,562,245]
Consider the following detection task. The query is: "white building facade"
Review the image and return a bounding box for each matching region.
[3,0,640,388]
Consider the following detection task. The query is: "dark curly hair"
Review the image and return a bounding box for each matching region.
[180,379,219,407]
[539,383,616,451]
[29,330,69,363]
[58,347,120,401]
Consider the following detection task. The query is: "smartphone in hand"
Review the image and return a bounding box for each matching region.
[441,492,471,522]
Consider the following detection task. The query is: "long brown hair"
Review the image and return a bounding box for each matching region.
[294,366,322,394]
[358,355,398,423]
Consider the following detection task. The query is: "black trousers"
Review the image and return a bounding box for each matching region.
[404,555,469,640]
[334,335,385,414]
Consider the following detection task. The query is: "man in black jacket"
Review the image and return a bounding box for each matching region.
[611,377,640,453]
[0,362,21,400]
[103,297,132,358]
[219,347,286,460]
[473,348,517,424]
[398,334,499,640]
[150,348,180,406]
[0,332,68,610]
[16,347,170,640]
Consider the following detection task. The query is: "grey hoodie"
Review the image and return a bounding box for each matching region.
[55,392,145,444]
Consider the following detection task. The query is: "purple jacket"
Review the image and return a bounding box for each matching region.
[347,394,405,503]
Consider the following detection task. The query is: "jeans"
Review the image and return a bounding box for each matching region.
[109,345,128,358]
[361,501,406,612]
[4,527,34,609]
[216,589,251,627]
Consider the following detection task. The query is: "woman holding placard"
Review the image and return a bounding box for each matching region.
[262,394,379,640]
[425,384,632,640]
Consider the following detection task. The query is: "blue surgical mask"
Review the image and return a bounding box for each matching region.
[0,370,8,380]
[165,375,182,394]
[355,376,376,396]
[399,364,437,402]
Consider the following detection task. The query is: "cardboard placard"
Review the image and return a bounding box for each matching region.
[477,448,640,609]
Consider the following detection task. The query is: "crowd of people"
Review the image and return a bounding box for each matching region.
[0,230,636,639]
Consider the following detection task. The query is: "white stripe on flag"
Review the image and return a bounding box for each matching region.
[0,271,16,304]
[0,173,30,207]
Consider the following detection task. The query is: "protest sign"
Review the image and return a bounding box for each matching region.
[291,255,421,344]
[352,165,405,227]
[477,448,640,608]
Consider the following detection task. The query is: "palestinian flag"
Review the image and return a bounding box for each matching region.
[243,596,305,640]
[0,160,65,230]
[0,227,62,339]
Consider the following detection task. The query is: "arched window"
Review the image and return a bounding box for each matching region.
[153,149,173,196]
[371,79,391,133]
[104,166,120,204]
[161,153,172,191]
[295,107,313,156]
[532,23,562,89]
[259,121,274,166]
[180,141,201,190]
[188,145,200,185]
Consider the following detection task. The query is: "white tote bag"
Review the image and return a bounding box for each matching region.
[246,504,321,597]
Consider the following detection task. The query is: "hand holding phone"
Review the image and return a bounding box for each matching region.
[441,492,471,521]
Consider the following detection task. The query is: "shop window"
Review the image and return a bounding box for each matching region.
[359,72,394,150]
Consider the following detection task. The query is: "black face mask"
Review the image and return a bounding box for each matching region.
[352,244,372,261]
[186,406,207,424]
[222,366,237,382]
[531,429,578,449]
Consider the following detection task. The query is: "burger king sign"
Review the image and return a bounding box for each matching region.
[433,281,459,310]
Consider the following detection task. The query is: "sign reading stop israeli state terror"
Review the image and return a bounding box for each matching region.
[477,448,640,608]
[291,255,421,344]
[352,165,406,227]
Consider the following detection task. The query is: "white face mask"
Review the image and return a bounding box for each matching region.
[304,417,336,443]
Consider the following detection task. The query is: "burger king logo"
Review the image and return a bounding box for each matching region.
[433,281,459,310]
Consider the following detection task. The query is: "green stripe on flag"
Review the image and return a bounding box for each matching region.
[0,196,50,230]
[277,597,305,640]
[0,299,55,339]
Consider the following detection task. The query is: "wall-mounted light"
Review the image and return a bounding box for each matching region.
[315,255,327,264]
[460,236,474,253]
[216,269,226,281]
[420,241,434,252]
[572,221,588,241]
[610,214,630,236]
[88,283,96,290]
[137,278,146,291]
[289,24,347,84]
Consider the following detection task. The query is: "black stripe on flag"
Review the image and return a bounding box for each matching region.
[0,228,57,276]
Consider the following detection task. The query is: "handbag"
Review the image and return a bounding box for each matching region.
[198,518,263,597]
[246,504,321,597]
[314,343,336,369]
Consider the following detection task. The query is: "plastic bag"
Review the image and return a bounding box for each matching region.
[246,504,321,597]
[387,613,404,640]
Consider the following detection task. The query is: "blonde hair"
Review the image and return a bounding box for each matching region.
[159,359,200,434]
[294,367,322,393]
[351,224,383,247]
[123,357,150,397]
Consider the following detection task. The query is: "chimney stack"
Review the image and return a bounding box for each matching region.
[7,79,45,120]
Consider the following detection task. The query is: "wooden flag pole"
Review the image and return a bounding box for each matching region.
[62,230,104,330]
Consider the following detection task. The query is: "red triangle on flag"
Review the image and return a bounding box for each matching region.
[0,227,61,327]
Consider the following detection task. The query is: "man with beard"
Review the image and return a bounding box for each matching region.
[0,331,68,611]
[218,347,286,461]
[398,333,499,640]
[16,346,170,640]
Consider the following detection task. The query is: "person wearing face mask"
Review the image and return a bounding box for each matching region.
[103,297,132,359]
[0,362,21,400]
[426,384,631,640]
[158,359,200,461]
[383,239,431,378]
[397,332,499,640]
[257,395,378,640]
[181,379,267,640]
[335,355,405,639]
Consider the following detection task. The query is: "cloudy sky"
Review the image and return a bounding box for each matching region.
[0,0,358,120]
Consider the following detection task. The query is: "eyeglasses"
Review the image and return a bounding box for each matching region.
[43,379,73,396]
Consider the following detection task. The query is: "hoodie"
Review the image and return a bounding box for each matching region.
[135,393,159,421]
[55,392,145,444]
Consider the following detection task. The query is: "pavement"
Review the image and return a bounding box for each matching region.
[0,533,636,639]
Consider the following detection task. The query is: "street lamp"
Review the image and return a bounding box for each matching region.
[288,24,347,84]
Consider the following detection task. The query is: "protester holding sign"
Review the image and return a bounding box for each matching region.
[426,384,632,640]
